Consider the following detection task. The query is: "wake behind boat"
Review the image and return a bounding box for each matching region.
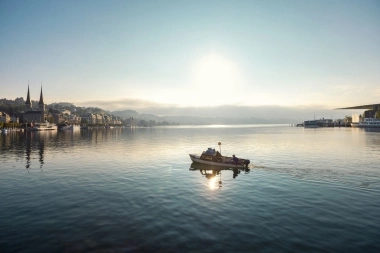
[189,147,250,169]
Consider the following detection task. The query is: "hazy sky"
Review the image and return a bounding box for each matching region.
[1,0,379,118]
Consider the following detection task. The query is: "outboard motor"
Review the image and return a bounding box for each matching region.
[244,159,250,168]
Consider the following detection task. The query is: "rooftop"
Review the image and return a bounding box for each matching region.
[335,103,380,110]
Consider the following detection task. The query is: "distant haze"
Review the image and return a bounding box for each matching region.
[1,0,379,118]
[81,98,361,122]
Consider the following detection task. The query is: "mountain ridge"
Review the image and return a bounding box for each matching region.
[110,109,296,124]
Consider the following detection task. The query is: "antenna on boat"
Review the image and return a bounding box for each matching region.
[218,142,221,154]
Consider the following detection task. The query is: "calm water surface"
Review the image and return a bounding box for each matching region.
[1,125,379,252]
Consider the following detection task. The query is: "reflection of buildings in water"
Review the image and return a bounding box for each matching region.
[38,138,44,169]
[88,127,125,145]
[58,128,82,139]
[15,128,128,171]
[351,127,380,133]
[362,128,380,147]
[350,127,380,147]
[362,128,380,133]
[57,128,82,143]
[0,130,22,151]
[25,131,46,171]
[1,127,144,171]
[25,132,32,170]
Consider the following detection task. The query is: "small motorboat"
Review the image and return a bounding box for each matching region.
[189,147,250,169]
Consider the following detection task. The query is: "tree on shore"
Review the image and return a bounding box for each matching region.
[344,115,352,123]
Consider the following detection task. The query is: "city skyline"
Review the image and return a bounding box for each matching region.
[1,0,379,119]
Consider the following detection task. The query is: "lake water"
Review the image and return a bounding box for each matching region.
[1,125,379,253]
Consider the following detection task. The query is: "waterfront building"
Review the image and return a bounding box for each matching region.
[53,113,67,124]
[317,118,334,127]
[10,116,19,123]
[81,113,97,124]
[104,115,111,124]
[95,114,104,124]
[67,114,81,124]
[103,115,122,125]
[0,112,10,123]
[336,103,380,121]
[112,118,122,125]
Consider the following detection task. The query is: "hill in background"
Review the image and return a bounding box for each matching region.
[111,110,294,125]
[1,97,297,125]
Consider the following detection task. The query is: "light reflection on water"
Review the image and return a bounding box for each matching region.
[1,125,380,252]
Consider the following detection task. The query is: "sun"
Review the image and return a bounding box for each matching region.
[192,54,241,106]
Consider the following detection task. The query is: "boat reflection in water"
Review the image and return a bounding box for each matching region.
[189,162,250,189]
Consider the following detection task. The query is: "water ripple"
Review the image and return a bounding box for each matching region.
[1,126,380,252]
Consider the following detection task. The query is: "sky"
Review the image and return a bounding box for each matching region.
[1,0,379,119]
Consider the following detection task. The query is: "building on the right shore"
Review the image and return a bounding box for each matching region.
[335,103,380,127]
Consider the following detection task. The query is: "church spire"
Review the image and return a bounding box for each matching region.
[38,83,46,115]
[39,83,44,105]
[25,82,32,111]
[25,82,31,105]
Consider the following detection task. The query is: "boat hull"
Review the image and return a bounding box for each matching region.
[304,120,321,128]
[35,127,57,131]
[31,126,57,131]
[189,154,249,169]
[357,123,380,128]
[352,118,380,128]
[30,122,57,131]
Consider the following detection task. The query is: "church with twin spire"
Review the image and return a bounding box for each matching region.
[22,85,47,124]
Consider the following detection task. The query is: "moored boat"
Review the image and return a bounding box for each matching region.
[354,118,380,128]
[304,120,321,128]
[30,121,57,131]
[351,122,359,127]
[189,147,250,169]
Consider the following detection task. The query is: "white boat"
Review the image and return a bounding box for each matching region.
[353,118,380,128]
[189,148,250,169]
[30,122,57,131]
[351,122,359,127]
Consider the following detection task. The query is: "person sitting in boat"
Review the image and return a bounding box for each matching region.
[232,155,239,165]
[215,151,222,162]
